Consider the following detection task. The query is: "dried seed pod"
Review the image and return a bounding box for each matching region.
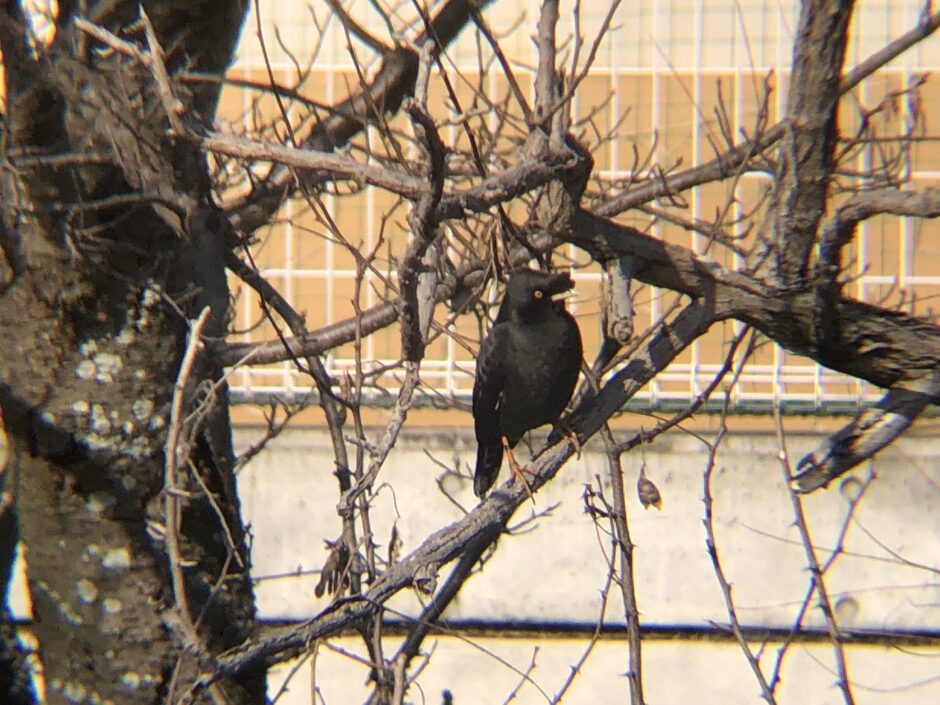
[637,464,662,510]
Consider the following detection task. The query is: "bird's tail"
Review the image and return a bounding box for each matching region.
[473,442,503,498]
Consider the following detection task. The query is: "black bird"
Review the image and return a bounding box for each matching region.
[472,269,583,498]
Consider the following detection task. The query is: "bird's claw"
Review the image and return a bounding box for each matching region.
[504,439,536,505]
[556,423,582,459]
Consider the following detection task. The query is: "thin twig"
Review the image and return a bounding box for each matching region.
[703,397,776,704]
[164,306,211,641]
[163,306,213,705]
[768,470,873,693]
[549,535,613,704]
[599,425,645,705]
[596,10,940,217]
[468,5,532,122]
[499,648,540,705]
[773,410,857,705]
[615,328,754,454]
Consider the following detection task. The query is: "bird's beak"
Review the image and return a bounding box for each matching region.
[544,272,575,298]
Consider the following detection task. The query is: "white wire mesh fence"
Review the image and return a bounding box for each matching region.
[225,1,940,411]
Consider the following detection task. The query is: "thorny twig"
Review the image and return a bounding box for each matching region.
[549,530,613,704]
[774,411,857,705]
[582,434,646,705]
[499,648,539,705]
[703,393,777,705]
[768,469,874,694]
[699,330,775,704]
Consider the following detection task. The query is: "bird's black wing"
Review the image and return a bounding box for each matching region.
[472,325,507,497]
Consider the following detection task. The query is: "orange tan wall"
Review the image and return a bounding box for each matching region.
[218,64,940,426]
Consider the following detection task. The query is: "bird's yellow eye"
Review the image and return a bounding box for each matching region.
[533,290,544,300]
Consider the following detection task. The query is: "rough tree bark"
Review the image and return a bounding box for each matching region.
[0,2,263,703]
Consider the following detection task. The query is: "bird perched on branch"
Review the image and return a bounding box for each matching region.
[472,269,583,498]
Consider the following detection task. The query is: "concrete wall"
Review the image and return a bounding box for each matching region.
[265,636,939,705]
[237,423,940,704]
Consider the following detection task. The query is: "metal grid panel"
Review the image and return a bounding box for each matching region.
[227,1,940,411]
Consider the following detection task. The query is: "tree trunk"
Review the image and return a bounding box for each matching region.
[0,2,263,702]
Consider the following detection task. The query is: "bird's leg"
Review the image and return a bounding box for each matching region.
[554,422,582,459]
[502,436,535,504]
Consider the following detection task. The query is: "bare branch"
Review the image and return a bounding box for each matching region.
[218,297,399,369]
[549,502,614,704]
[533,0,560,126]
[813,187,940,333]
[792,371,940,492]
[399,67,446,362]
[546,0,623,129]
[768,470,873,694]
[228,0,496,234]
[209,482,535,681]
[820,186,940,255]
[595,10,940,218]
[326,0,392,55]
[568,300,715,440]
[703,396,777,705]
[775,413,857,705]
[337,363,421,514]
[468,5,532,122]
[763,1,853,284]
[564,209,940,395]
[164,306,212,649]
[207,301,719,684]
[204,130,426,196]
[601,256,636,347]
[208,126,578,221]
[599,426,645,705]
[379,521,503,693]
[615,329,754,454]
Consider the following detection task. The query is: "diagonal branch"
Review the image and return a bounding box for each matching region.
[565,300,716,446]
[376,520,503,695]
[792,371,940,492]
[198,289,712,689]
[325,0,391,55]
[595,9,940,219]
[814,187,940,346]
[775,414,857,705]
[227,0,496,234]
